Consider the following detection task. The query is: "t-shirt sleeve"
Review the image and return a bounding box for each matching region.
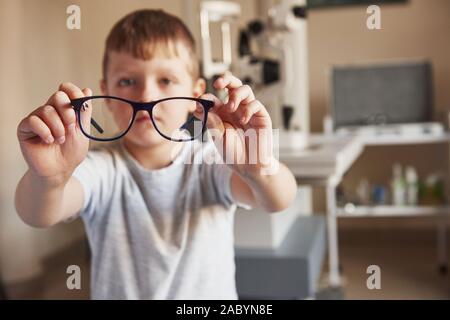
[212,163,252,210]
[200,143,252,210]
[72,149,114,221]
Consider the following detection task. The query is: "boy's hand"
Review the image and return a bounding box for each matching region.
[199,72,274,177]
[17,83,92,187]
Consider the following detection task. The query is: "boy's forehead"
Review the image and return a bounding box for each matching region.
[107,42,193,75]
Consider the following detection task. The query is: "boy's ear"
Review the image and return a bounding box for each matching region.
[193,78,206,98]
[100,79,107,95]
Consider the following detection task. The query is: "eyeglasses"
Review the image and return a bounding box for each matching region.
[70,96,214,142]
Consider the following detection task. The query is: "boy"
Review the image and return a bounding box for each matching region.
[15,9,297,299]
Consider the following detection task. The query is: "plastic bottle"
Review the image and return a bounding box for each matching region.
[391,163,406,206]
[405,166,419,205]
[356,178,370,205]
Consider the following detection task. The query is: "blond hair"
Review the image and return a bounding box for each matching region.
[102,9,199,80]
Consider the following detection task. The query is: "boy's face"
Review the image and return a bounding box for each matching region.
[101,46,205,148]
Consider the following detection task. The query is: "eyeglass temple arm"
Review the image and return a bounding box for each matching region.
[79,103,104,134]
[90,118,104,134]
[179,115,196,131]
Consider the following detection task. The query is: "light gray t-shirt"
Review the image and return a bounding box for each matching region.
[72,140,245,299]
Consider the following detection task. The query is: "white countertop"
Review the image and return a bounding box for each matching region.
[279,132,450,180]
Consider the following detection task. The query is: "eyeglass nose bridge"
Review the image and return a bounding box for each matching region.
[133,101,156,111]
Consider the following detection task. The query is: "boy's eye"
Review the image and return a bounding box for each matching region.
[159,77,174,86]
[118,78,136,87]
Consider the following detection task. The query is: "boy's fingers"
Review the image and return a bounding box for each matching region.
[205,112,226,146]
[18,84,92,146]
[199,93,224,110]
[213,72,243,91]
[198,94,229,133]
[18,115,54,144]
[238,100,263,125]
[82,88,93,97]
[199,93,241,132]
[58,82,86,100]
[227,85,255,112]
[192,103,204,120]
[56,83,92,134]
[46,90,76,129]
[35,105,66,144]
[198,93,227,118]
[198,95,222,127]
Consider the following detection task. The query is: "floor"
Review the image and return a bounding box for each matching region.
[335,222,450,299]
[3,223,450,300]
[3,239,91,300]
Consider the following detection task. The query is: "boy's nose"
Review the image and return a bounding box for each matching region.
[138,82,160,103]
[139,91,155,103]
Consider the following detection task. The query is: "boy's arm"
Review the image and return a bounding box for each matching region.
[15,82,92,228]
[199,72,297,213]
[15,171,84,228]
[230,161,297,213]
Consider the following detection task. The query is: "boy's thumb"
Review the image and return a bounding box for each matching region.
[205,111,225,137]
[197,93,226,136]
[82,88,92,97]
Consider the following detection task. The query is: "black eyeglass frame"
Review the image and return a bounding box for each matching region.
[70,95,214,142]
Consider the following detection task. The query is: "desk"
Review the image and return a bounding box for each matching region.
[280,132,450,287]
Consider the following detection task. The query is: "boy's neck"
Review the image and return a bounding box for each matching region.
[122,139,183,170]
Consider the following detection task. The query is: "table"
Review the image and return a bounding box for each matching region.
[280,132,450,287]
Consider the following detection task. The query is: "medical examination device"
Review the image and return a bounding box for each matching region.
[200,0,310,150]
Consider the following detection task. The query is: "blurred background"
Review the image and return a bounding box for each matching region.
[0,0,449,299]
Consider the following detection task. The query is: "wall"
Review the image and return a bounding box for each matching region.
[307,0,450,213]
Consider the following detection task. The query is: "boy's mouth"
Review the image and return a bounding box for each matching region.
[135,115,163,127]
